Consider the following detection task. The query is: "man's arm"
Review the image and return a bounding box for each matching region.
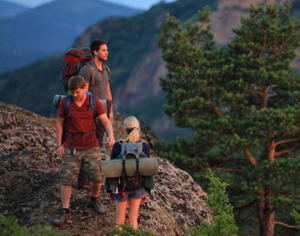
[98,113,115,147]
[107,82,113,122]
[56,117,65,157]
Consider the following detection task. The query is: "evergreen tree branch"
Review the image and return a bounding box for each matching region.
[263,86,270,108]
[274,138,300,147]
[274,30,299,56]
[275,148,298,156]
[245,90,263,103]
[274,221,297,229]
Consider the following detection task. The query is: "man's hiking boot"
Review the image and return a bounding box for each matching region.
[53,209,72,226]
[89,197,106,215]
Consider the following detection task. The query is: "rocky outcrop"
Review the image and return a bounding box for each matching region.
[0,102,213,236]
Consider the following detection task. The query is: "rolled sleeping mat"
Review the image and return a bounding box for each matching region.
[52,94,106,110]
[103,158,158,178]
[53,94,66,109]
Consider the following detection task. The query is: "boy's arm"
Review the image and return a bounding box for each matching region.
[99,113,115,147]
[56,117,64,157]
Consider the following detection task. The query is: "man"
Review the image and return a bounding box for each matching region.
[76,39,113,189]
[53,75,115,226]
[79,39,113,144]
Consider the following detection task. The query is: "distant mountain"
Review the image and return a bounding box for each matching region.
[0,0,29,19]
[0,0,142,74]
[0,0,299,141]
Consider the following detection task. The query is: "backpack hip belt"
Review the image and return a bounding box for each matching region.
[66,130,96,155]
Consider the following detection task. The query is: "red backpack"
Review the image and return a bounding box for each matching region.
[61,47,93,92]
[61,47,111,92]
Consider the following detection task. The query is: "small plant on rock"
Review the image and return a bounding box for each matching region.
[189,169,238,236]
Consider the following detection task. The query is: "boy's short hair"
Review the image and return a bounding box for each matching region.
[68,76,86,91]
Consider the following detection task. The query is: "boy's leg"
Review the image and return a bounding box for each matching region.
[76,161,90,189]
[54,148,81,226]
[90,182,101,197]
[83,147,106,214]
[61,185,72,208]
[89,182,106,214]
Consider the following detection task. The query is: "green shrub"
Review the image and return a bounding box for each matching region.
[0,214,67,236]
[109,224,155,236]
[291,209,300,229]
[189,169,239,236]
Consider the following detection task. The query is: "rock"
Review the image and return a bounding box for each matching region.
[22,207,32,213]
[0,102,213,235]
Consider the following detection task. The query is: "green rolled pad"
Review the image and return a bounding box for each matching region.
[103,158,158,178]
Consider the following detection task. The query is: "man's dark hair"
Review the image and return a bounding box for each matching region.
[90,39,107,56]
[68,76,86,91]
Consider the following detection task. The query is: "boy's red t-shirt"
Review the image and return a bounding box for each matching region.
[58,95,106,150]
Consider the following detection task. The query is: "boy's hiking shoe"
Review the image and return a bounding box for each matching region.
[53,210,72,226]
[90,197,106,214]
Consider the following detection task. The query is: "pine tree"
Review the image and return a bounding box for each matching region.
[156,3,300,236]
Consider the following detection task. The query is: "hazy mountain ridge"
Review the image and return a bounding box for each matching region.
[0,0,299,141]
[0,0,30,19]
[0,0,142,74]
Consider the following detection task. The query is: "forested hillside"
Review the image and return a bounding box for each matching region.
[0,0,299,141]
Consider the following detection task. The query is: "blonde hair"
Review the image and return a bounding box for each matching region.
[118,116,140,143]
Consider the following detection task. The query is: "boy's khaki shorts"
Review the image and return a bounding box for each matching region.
[59,147,102,185]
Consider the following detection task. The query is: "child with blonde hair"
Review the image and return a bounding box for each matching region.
[109,116,150,229]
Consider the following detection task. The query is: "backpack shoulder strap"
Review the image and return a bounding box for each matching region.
[103,64,111,82]
[88,94,97,118]
[61,96,71,145]
[85,62,96,85]
[137,141,143,156]
[120,142,126,160]
[120,142,127,193]
[63,96,71,119]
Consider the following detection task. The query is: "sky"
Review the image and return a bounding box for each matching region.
[7,0,176,10]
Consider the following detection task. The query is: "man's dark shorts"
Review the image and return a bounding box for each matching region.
[59,147,102,185]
